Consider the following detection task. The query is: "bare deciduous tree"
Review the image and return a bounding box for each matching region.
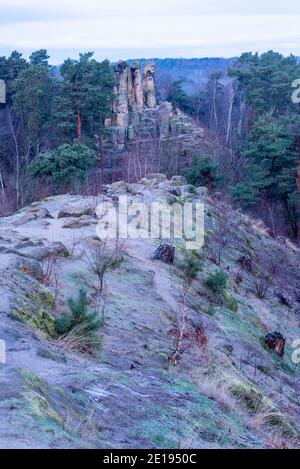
[85,237,125,293]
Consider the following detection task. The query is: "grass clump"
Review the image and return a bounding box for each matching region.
[250,401,296,438]
[222,290,238,312]
[21,368,99,440]
[21,369,63,425]
[231,382,263,412]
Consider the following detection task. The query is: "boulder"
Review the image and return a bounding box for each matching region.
[152,243,175,264]
[126,183,145,195]
[110,181,128,194]
[238,255,252,273]
[170,175,187,186]
[16,241,69,261]
[27,207,53,218]
[13,207,53,226]
[265,332,286,357]
[147,173,167,182]
[196,187,208,197]
[58,203,93,219]
[14,256,43,280]
[181,184,197,197]
[139,178,150,186]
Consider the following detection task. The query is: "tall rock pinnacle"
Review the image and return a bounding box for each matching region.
[143,60,157,108]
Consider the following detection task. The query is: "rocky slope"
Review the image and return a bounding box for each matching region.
[0,176,300,448]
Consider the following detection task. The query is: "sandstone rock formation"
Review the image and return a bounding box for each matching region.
[143,60,156,108]
[130,61,144,111]
[105,60,205,177]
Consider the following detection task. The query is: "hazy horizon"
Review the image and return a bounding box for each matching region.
[0,0,299,64]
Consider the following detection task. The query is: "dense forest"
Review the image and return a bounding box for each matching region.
[0,49,299,241]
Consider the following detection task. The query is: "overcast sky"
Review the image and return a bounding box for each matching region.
[0,0,299,63]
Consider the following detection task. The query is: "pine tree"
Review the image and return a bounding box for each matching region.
[232,114,300,238]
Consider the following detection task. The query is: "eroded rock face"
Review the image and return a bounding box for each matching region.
[130,61,144,111]
[143,61,156,108]
[113,61,130,128]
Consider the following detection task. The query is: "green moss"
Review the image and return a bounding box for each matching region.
[15,301,57,338]
[222,290,238,312]
[257,365,271,376]
[203,305,215,316]
[14,289,57,338]
[21,369,63,425]
[42,290,55,309]
[28,290,55,309]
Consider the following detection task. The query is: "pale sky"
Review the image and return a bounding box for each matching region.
[0,0,299,63]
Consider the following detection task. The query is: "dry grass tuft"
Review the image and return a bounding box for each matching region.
[58,322,102,355]
[192,372,237,411]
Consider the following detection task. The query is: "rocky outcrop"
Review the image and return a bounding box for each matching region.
[265,332,286,357]
[57,202,94,219]
[143,60,156,108]
[131,61,144,111]
[105,60,204,174]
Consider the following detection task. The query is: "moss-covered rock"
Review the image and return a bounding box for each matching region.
[14,290,57,338]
